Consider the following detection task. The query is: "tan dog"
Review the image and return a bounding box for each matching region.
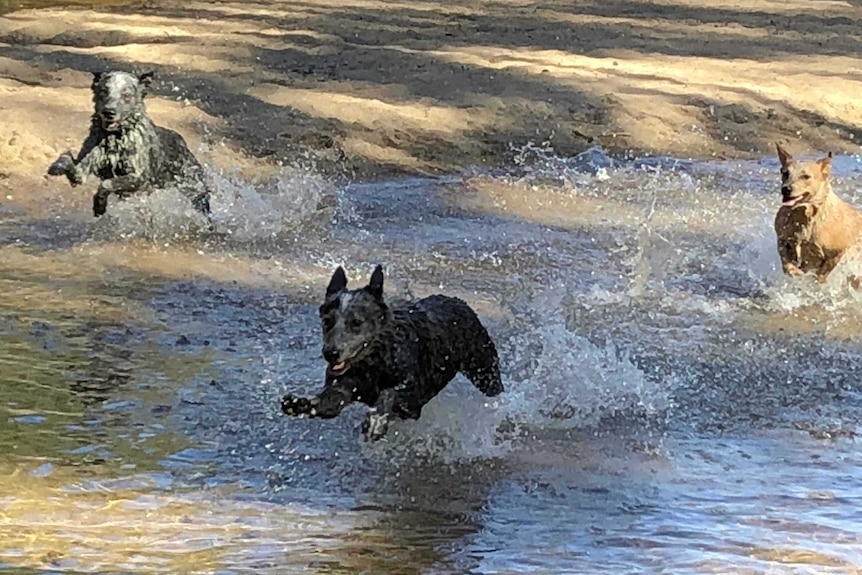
[774,144,862,283]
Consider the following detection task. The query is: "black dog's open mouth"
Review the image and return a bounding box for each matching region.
[331,361,347,374]
[327,344,372,375]
[329,360,350,375]
[782,192,809,207]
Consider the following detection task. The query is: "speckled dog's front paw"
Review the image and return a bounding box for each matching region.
[47,152,75,177]
[281,394,312,416]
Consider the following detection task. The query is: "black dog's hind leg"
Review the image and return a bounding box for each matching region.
[191,191,215,231]
[192,193,212,217]
[179,169,215,230]
[361,386,423,442]
[282,384,352,419]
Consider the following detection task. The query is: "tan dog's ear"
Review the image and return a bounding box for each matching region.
[776,143,793,167]
[818,151,833,176]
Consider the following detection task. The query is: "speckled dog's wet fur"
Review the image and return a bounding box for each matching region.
[282,265,504,441]
[47,70,212,225]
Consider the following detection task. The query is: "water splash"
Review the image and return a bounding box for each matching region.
[97,164,338,243]
[500,321,670,428]
[353,148,862,469]
[364,295,670,464]
[507,141,694,187]
[208,168,337,242]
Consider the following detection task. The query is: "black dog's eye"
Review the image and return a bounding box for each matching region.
[349,318,363,329]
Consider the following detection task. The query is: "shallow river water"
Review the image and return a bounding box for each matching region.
[2,145,862,574]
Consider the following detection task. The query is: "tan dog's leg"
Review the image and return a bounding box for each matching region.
[816,256,843,283]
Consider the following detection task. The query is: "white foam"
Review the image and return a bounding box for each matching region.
[100,164,337,242]
[209,168,336,242]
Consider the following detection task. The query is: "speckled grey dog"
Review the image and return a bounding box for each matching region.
[282,265,504,441]
[47,71,212,226]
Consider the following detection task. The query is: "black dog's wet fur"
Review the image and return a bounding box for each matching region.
[47,70,213,226]
[281,265,504,441]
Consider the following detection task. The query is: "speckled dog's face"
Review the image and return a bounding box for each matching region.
[90,70,153,132]
[318,266,388,375]
[777,143,832,208]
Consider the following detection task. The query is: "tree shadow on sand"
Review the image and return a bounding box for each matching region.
[2,0,861,175]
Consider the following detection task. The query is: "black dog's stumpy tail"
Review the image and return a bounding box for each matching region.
[461,332,504,397]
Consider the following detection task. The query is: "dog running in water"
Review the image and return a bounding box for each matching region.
[774,143,862,283]
[47,70,213,227]
[281,265,504,441]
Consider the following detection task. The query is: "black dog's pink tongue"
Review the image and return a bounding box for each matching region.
[332,361,346,371]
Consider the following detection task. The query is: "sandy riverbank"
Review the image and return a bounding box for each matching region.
[1,0,861,207]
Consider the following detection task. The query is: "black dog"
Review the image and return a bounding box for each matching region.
[47,70,213,226]
[282,265,504,441]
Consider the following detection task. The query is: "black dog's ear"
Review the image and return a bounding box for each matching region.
[138,71,155,97]
[326,266,348,297]
[367,265,384,299]
[776,142,793,168]
[90,71,103,92]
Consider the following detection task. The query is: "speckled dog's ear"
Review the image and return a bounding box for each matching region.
[138,71,155,97]
[90,71,103,93]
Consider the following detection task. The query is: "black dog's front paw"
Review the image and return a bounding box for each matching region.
[48,152,75,177]
[361,410,390,442]
[281,394,316,416]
